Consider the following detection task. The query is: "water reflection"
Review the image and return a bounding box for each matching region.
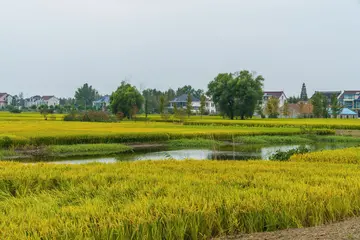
[49,143,357,164]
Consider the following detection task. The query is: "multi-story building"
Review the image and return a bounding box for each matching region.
[169,94,217,114]
[262,91,287,108]
[25,95,60,108]
[0,93,13,108]
[42,96,60,107]
[338,91,360,116]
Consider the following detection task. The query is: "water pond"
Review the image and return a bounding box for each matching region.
[48,143,357,164]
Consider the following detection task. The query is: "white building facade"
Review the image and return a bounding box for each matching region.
[25,95,60,108]
[0,93,13,108]
[42,96,60,107]
[169,94,217,114]
[262,91,287,108]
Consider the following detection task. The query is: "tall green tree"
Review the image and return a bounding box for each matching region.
[330,94,342,118]
[200,94,206,118]
[311,92,328,118]
[144,98,149,119]
[208,70,264,120]
[288,96,300,104]
[186,93,192,118]
[300,83,308,101]
[265,97,280,118]
[110,82,144,119]
[173,103,178,116]
[142,88,175,114]
[159,95,165,115]
[75,83,99,110]
[176,85,204,99]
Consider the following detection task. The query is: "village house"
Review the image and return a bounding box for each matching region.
[93,95,110,110]
[0,93,13,108]
[328,108,358,119]
[25,95,60,108]
[25,96,43,108]
[338,91,360,117]
[169,94,217,114]
[42,96,60,107]
[262,91,287,108]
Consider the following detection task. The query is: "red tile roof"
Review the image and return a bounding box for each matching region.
[42,96,54,100]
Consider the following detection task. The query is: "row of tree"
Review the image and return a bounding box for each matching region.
[14,71,343,120]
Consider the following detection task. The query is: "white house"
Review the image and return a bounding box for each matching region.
[205,97,217,114]
[25,95,43,108]
[42,96,60,107]
[262,91,287,108]
[93,95,110,110]
[0,93,13,108]
[169,94,217,114]
[25,95,60,108]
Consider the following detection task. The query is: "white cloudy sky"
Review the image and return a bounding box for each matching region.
[1,0,360,98]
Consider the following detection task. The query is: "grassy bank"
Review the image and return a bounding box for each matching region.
[0,144,133,160]
[167,138,222,148]
[47,144,133,158]
[1,160,360,239]
[180,118,360,130]
[235,136,312,144]
[235,135,360,145]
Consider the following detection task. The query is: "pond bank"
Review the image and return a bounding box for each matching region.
[1,135,360,162]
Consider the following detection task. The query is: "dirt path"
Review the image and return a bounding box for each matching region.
[220,217,360,240]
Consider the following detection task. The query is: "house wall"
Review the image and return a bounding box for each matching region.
[205,101,216,114]
[0,94,12,108]
[7,95,13,105]
[170,100,217,114]
[262,93,287,109]
[278,94,286,107]
[338,114,358,119]
[25,99,43,108]
[45,98,60,107]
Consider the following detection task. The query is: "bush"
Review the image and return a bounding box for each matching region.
[9,108,22,114]
[269,146,310,161]
[64,111,117,122]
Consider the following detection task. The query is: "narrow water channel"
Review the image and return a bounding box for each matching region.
[48,143,356,164]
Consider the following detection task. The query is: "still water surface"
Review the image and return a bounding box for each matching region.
[49,143,355,164]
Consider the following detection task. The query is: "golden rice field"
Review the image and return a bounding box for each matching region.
[291,147,360,164]
[0,112,65,121]
[0,112,339,147]
[142,114,360,129]
[1,120,329,147]
[1,160,360,239]
[182,118,360,130]
[1,112,360,129]
[1,112,360,239]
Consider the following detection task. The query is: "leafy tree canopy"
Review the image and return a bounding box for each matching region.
[311,92,328,118]
[75,83,99,109]
[207,70,264,120]
[110,81,144,119]
[176,85,204,99]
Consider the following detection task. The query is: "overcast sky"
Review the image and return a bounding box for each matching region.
[1,0,360,98]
